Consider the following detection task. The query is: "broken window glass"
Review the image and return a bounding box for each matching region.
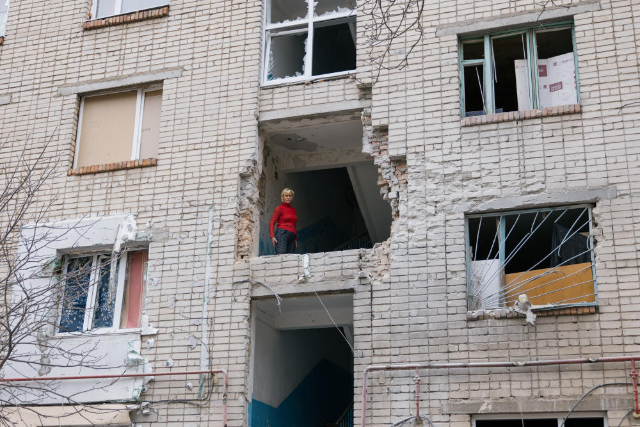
[267,32,307,80]
[91,256,116,329]
[459,23,578,116]
[314,0,355,17]
[312,21,356,76]
[58,251,146,333]
[536,28,577,108]
[59,257,92,333]
[467,206,595,310]
[269,0,307,24]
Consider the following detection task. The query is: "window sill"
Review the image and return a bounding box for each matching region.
[467,304,597,321]
[461,104,581,127]
[55,329,141,338]
[68,158,157,176]
[261,70,356,89]
[83,6,169,30]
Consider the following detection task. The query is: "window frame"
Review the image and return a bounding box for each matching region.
[0,0,9,38]
[56,250,144,336]
[472,412,608,427]
[459,21,580,117]
[262,0,357,86]
[73,85,161,169]
[464,204,597,311]
[90,0,169,20]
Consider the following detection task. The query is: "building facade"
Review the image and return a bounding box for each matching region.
[1,0,640,426]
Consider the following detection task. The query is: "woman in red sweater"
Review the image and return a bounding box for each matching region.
[269,188,297,255]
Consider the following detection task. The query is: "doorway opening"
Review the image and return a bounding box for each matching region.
[249,294,354,427]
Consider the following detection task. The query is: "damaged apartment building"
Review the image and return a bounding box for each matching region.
[1,0,640,426]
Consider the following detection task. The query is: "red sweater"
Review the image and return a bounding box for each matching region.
[269,202,297,237]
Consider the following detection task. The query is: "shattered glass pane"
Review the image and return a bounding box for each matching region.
[121,0,170,15]
[91,256,116,329]
[270,0,307,24]
[0,0,9,37]
[59,257,92,333]
[268,32,307,80]
[315,0,355,17]
[95,0,117,19]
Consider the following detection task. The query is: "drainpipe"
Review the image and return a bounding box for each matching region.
[0,369,228,426]
[360,356,640,427]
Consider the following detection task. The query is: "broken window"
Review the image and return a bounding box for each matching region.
[0,0,9,37]
[264,0,356,84]
[460,23,578,117]
[474,416,605,427]
[74,87,162,168]
[57,249,148,334]
[466,205,596,311]
[92,0,169,19]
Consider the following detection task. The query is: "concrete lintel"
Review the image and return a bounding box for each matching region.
[460,187,617,214]
[443,397,633,414]
[58,68,183,95]
[0,95,11,105]
[251,282,356,298]
[436,0,601,37]
[259,99,372,123]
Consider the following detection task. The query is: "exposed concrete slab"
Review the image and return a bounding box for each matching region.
[251,281,357,298]
[443,397,633,414]
[0,95,11,105]
[459,187,617,213]
[259,99,372,123]
[58,68,183,95]
[436,0,601,37]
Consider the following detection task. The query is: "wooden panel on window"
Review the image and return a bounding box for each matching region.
[504,262,595,306]
[138,90,162,159]
[76,91,137,168]
[120,250,147,329]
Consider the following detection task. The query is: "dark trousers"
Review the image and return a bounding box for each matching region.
[274,228,296,255]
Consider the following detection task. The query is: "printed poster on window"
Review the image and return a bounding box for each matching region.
[537,52,578,108]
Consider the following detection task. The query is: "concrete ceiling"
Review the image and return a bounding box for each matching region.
[264,120,363,152]
[255,293,353,319]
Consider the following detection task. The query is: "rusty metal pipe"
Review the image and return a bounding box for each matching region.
[0,368,229,426]
[360,356,640,427]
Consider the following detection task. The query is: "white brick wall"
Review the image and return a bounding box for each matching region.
[1,0,640,425]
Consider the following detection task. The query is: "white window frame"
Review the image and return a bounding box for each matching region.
[73,86,161,169]
[56,251,141,336]
[0,0,9,38]
[262,0,357,86]
[472,412,608,427]
[90,0,169,19]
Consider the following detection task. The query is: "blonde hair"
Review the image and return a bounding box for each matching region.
[281,188,294,200]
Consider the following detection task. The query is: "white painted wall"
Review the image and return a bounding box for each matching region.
[252,323,351,408]
[347,163,392,242]
[2,215,153,404]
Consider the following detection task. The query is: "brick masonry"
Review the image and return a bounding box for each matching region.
[1,0,640,426]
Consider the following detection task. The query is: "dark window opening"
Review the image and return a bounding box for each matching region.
[312,22,356,76]
[476,418,604,427]
[467,206,595,310]
[464,64,485,116]
[492,34,529,113]
[536,28,574,60]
